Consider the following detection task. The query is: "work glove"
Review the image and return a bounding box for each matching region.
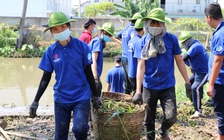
[132,93,143,105]
[29,102,39,118]
[92,97,103,110]
[185,83,192,101]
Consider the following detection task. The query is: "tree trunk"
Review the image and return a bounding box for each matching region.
[16,0,28,49]
[78,0,81,17]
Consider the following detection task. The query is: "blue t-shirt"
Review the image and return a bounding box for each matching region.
[39,37,92,103]
[135,33,182,90]
[127,34,142,78]
[88,36,104,78]
[208,21,224,85]
[117,23,136,58]
[106,66,124,93]
[187,40,208,73]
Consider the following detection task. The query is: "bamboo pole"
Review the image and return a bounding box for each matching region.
[0,127,11,140]
[5,131,46,140]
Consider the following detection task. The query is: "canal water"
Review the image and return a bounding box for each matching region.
[0,57,187,106]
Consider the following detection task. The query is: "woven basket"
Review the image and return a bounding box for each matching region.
[101,92,133,102]
[92,92,145,140]
[91,109,144,140]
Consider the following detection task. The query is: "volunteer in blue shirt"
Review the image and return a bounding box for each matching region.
[132,8,190,140]
[179,31,209,119]
[117,12,142,94]
[205,2,224,140]
[89,22,117,97]
[127,19,144,92]
[106,55,124,93]
[29,12,101,140]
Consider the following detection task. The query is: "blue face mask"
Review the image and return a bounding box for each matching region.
[53,28,71,41]
[102,34,111,42]
[92,28,96,34]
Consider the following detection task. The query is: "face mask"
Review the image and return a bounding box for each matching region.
[92,27,96,34]
[147,27,163,36]
[102,34,111,42]
[182,37,194,51]
[183,43,188,51]
[53,28,71,41]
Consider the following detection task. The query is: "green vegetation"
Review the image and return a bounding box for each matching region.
[111,0,159,18]
[0,23,49,58]
[83,2,115,17]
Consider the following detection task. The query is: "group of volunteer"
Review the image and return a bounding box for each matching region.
[28,2,224,140]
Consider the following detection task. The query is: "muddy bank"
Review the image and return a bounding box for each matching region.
[0,106,54,117]
[0,102,218,140]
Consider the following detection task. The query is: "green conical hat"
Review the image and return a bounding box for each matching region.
[134,19,144,29]
[129,12,142,21]
[143,8,166,23]
[44,12,76,33]
[98,22,117,37]
[179,31,192,43]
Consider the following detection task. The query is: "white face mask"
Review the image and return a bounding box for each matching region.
[53,28,71,41]
[147,27,163,36]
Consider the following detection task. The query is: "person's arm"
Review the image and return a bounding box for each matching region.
[29,71,51,118]
[174,54,190,84]
[182,53,190,61]
[112,37,122,45]
[33,71,52,102]
[106,82,110,92]
[132,59,145,104]
[91,52,99,79]
[207,55,224,97]
[84,65,98,97]
[136,59,145,94]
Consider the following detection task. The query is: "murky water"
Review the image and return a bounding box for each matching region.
[0,57,188,106]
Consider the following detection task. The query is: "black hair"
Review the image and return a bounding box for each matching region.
[66,23,71,28]
[84,19,96,29]
[204,2,223,20]
[98,29,106,49]
[50,22,71,32]
[131,20,137,24]
[135,28,143,32]
[114,55,122,63]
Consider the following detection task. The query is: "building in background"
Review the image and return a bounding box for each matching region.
[0,0,72,17]
[0,0,221,18]
[164,0,216,18]
[74,0,218,18]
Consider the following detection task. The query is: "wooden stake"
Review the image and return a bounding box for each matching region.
[0,127,11,140]
[5,131,46,140]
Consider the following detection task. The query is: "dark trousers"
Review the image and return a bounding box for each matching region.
[213,84,224,135]
[54,100,90,140]
[143,86,177,140]
[190,73,208,113]
[121,57,131,94]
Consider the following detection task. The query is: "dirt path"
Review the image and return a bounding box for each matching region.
[0,102,218,140]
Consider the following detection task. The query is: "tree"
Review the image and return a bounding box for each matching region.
[72,8,78,17]
[97,2,115,15]
[16,0,28,49]
[83,4,99,17]
[110,0,159,18]
[83,2,115,17]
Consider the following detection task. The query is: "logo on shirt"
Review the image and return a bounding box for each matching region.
[128,43,134,52]
[87,53,92,60]
[53,54,60,63]
[122,31,128,38]
[216,46,223,52]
